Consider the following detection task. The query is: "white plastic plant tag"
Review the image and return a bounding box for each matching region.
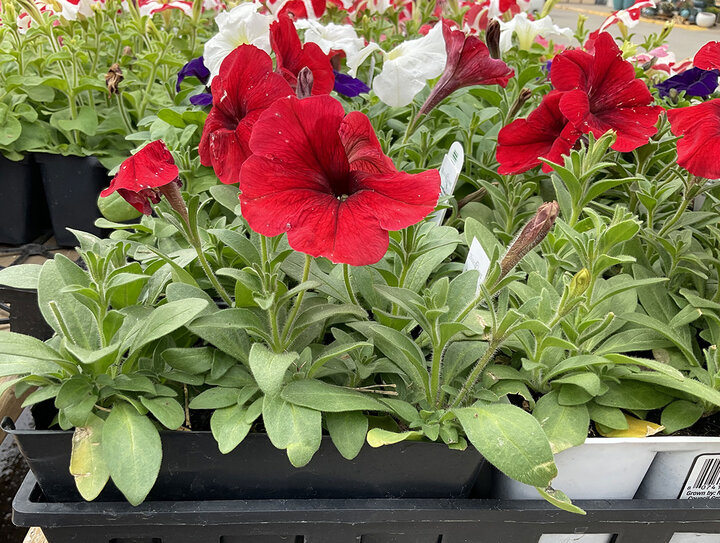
[464,238,491,287]
[679,454,720,499]
[430,141,464,224]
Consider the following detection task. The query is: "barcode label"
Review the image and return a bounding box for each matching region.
[680,455,720,499]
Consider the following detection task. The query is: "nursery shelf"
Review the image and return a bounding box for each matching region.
[12,471,720,543]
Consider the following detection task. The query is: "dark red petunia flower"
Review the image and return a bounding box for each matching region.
[496,91,583,175]
[239,95,440,266]
[418,20,514,117]
[694,41,720,71]
[270,14,335,96]
[199,45,293,185]
[100,140,180,215]
[667,99,720,180]
[551,31,663,152]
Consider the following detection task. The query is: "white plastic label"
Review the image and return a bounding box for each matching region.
[464,238,491,287]
[679,454,720,499]
[430,141,465,224]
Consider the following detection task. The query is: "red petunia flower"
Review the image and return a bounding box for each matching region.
[100,140,180,215]
[269,0,327,18]
[496,91,582,175]
[551,32,663,152]
[418,20,514,117]
[695,41,720,71]
[270,13,335,96]
[199,45,293,185]
[667,99,720,180]
[239,95,440,266]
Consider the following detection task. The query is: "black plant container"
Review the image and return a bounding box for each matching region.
[0,286,53,340]
[1,417,489,503]
[0,155,50,245]
[35,154,109,247]
[13,471,720,543]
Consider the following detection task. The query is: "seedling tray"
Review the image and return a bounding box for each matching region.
[13,471,720,543]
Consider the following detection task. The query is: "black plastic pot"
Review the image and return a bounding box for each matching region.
[0,155,50,245]
[1,417,489,503]
[0,287,53,340]
[13,471,720,543]
[35,154,109,247]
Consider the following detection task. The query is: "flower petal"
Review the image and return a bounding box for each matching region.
[695,41,720,71]
[339,111,396,174]
[668,99,720,179]
[101,140,178,196]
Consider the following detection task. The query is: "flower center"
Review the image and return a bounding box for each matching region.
[337,194,349,201]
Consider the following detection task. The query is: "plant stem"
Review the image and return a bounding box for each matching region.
[281,254,312,345]
[430,344,443,407]
[450,339,501,409]
[194,242,233,306]
[343,263,359,305]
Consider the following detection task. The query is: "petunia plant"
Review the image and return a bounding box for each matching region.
[3,0,720,513]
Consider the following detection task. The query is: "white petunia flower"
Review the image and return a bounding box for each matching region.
[347,22,446,108]
[498,12,573,53]
[203,2,273,82]
[295,19,365,58]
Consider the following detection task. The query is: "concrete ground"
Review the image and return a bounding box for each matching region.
[551,2,719,60]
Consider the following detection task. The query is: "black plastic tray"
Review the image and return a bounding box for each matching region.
[0,287,53,340]
[35,154,108,247]
[0,155,50,245]
[13,471,720,543]
[2,417,488,502]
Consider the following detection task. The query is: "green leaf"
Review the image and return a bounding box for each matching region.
[349,322,428,391]
[624,372,720,408]
[596,381,673,410]
[208,229,260,266]
[281,380,390,412]
[454,403,557,487]
[536,487,586,515]
[70,413,109,501]
[102,403,162,505]
[162,347,214,375]
[189,387,241,409]
[140,397,185,430]
[57,106,98,136]
[55,377,97,427]
[587,402,628,430]
[126,299,209,351]
[211,403,252,454]
[326,411,368,460]
[0,264,42,289]
[552,372,603,396]
[366,428,423,447]
[0,331,68,377]
[533,391,589,454]
[262,394,321,467]
[661,400,704,434]
[307,341,372,377]
[248,344,298,396]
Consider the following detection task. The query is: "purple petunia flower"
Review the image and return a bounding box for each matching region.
[177,56,211,93]
[656,67,719,99]
[189,93,213,106]
[333,70,370,98]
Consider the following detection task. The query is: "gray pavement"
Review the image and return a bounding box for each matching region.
[550,3,719,60]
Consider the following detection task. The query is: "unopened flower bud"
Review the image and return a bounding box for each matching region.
[122,46,134,58]
[486,19,501,60]
[569,268,590,297]
[500,201,559,278]
[296,66,314,99]
[105,63,124,96]
[158,179,189,226]
[508,88,532,119]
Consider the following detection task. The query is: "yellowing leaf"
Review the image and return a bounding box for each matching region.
[596,414,664,437]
